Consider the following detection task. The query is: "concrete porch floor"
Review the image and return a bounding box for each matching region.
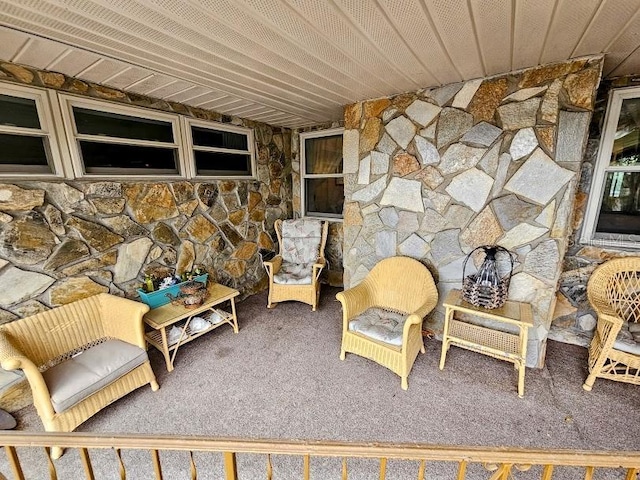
[3,286,639,479]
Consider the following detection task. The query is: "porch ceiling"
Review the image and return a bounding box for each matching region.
[0,0,639,129]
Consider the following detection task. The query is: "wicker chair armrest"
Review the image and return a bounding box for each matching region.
[0,331,55,420]
[336,282,373,333]
[99,294,150,348]
[263,256,283,277]
[415,294,438,319]
[312,257,326,282]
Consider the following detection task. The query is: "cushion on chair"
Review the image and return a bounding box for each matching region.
[281,219,322,264]
[348,307,408,346]
[43,339,148,413]
[614,321,640,356]
[274,261,314,285]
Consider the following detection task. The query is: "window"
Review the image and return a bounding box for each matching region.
[301,128,344,219]
[184,119,254,178]
[0,83,65,177]
[59,94,185,178]
[582,86,640,247]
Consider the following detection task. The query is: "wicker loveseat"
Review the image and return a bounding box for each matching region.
[337,256,438,390]
[0,293,158,458]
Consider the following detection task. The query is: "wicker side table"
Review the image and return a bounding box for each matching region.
[439,289,533,398]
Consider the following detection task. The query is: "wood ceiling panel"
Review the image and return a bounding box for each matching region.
[78,58,129,84]
[12,36,67,69]
[45,48,100,77]
[602,11,640,76]
[376,0,460,85]
[539,0,600,65]
[0,27,29,62]
[470,0,513,76]
[2,0,640,129]
[236,0,401,96]
[423,0,483,79]
[1,7,331,123]
[512,0,556,70]
[331,0,435,88]
[574,0,640,58]
[101,66,151,90]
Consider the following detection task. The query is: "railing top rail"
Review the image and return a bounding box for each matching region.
[1,432,639,468]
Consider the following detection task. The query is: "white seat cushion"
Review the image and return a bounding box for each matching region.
[348,307,408,346]
[274,261,313,285]
[43,339,148,413]
[614,321,640,356]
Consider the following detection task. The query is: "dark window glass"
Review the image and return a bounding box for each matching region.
[194,151,251,176]
[192,126,248,150]
[79,141,178,174]
[0,133,51,173]
[305,178,343,216]
[0,94,40,129]
[596,171,640,236]
[305,134,343,174]
[73,107,174,142]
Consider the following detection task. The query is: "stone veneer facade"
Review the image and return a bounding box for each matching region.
[0,61,293,327]
[551,74,640,346]
[342,57,603,367]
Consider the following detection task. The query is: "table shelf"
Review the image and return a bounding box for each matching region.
[145,309,234,353]
[440,289,533,398]
[143,283,240,372]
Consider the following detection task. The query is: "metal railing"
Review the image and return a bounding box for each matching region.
[1,431,639,479]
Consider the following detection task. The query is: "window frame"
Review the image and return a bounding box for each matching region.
[0,83,67,178]
[182,117,256,179]
[300,127,344,221]
[58,93,188,179]
[581,86,640,249]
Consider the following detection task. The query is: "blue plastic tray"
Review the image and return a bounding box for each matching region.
[137,274,208,309]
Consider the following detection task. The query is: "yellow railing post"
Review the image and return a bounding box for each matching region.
[223,451,238,480]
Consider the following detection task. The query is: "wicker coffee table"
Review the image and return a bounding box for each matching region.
[439,289,533,397]
[143,282,239,372]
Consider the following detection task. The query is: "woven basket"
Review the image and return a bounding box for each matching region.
[461,245,514,309]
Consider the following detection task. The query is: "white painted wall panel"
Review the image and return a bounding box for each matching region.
[0,27,29,62]
[471,0,513,76]
[377,0,461,85]
[12,36,67,69]
[540,0,600,64]
[512,0,556,70]
[423,0,484,79]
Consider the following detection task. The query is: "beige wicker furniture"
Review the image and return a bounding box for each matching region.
[0,293,158,459]
[336,256,438,390]
[440,289,533,398]
[264,218,328,311]
[583,257,640,391]
[144,282,239,372]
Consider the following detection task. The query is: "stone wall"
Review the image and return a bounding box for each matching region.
[291,125,344,287]
[0,61,292,325]
[342,57,603,367]
[552,75,640,346]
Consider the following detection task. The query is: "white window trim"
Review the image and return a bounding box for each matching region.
[58,93,188,179]
[182,117,256,179]
[0,83,68,179]
[300,127,344,221]
[581,86,640,249]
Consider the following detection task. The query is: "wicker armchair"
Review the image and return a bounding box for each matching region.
[583,257,640,391]
[264,218,328,311]
[0,293,158,458]
[336,257,438,390]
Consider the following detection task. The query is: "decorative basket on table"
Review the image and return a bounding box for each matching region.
[461,245,514,310]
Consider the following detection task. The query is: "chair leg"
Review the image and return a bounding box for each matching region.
[583,374,597,391]
[340,350,346,360]
[150,380,160,391]
[401,376,408,390]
